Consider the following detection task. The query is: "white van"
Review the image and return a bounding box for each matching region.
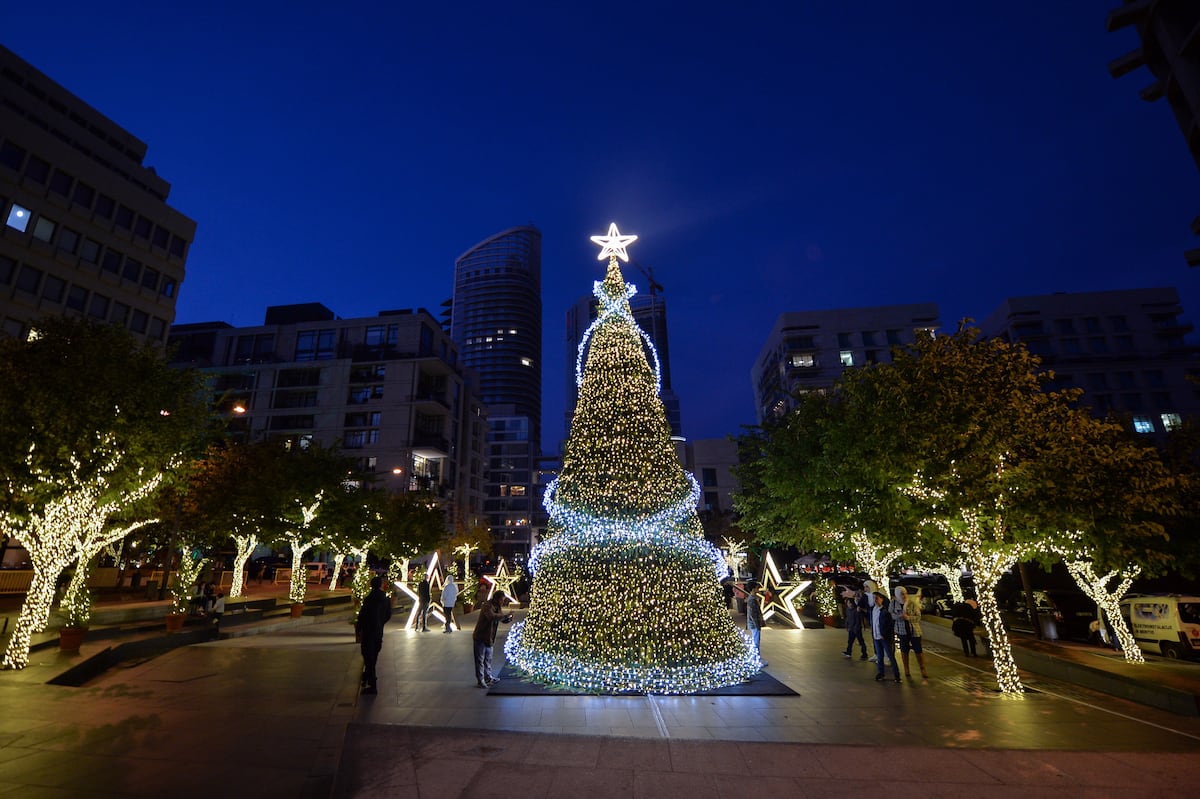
[1119,595,1200,659]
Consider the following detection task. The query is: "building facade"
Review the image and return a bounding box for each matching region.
[752,303,941,423]
[447,226,543,559]
[0,45,195,340]
[979,287,1200,438]
[167,304,487,532]
[565,281,683,441]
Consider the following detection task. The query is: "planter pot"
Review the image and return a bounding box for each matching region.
[290,603,305,618]
[165,613,186,632]
[59,626,87,652]
[822,615,837,627]
[462,602,474,614]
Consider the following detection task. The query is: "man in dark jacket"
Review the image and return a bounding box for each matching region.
[356,576,392,694]
[416,576,431,632]
[842,587,868,660]
[472,591,513,688]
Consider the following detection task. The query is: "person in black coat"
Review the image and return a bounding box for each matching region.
[951,598,982,656]
[355,576,392,694]
[841,587,869,660]
[416,576,431,632]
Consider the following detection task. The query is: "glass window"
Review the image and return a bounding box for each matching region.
[1085,373,1108,390]
[58,226,79,254]
[111,301,130,326]
[32,216,55,242]
[1084,317,1102,334]
[169,235,186,257]
[161,279,175,298]
[1132,415,1155,434]
[114,205,134,230]
[24,155,49,183]
[122,257,142,282]
[702,468,718,487]
[49,169,73,197]
[148,316,166,340]
[1115,371,1136,389]
[79,238,100,263]
[133,215,152,239]
[1115,335,1134,352]
[862,330,877,346]
[1060,338,1081,355]
[5,203,31,232]
[1054,319,1075,334]
[1109,315,1129,332]
[41,274,66,303]
[0,140,26,171]
[65,284,87,311]
[296,329,337,361]
[1143,370,1166,388]
[789,352,815,368]
[94,194,115,219]
[152,225,169,249]
[0,254,15,284]
[129,308,148,333]
[16,264,42,293]
[839,350,854,367]
[141,267,159,291]
[88,293,110,319]
[1087,336,1108,353]
[886,329,903,345]
[1162,413,1182,432]
[72,182,95,208]
[837,332,852,348]
[101,249,122,273]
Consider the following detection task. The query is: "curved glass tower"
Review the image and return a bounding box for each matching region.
[451,226,542,558]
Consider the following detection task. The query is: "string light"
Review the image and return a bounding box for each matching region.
[509,230,759,693]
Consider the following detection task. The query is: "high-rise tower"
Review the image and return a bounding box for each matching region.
[449,226,542,559]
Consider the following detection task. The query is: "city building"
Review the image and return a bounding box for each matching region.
[0,44,195,340]
[978,287,1200,438]
[564,264,683,440]
[679,437,741,518]
[751,303,941,423]
[1106,2,1200,266]
[446,226,543,560]
[167,303,487,532]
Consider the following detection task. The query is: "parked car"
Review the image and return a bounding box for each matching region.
[889,573,953,617]
[999,589,1094,641]
[1120,595,1200,660]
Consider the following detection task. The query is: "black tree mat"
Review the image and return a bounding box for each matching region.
[486,665,799,696]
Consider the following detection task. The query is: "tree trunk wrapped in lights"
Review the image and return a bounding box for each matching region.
[506,225,759,694]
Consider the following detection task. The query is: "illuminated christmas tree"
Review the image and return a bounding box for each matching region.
[505,224,760,693]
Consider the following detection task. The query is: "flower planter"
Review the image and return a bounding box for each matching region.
[822,615,836,627]
[290,603,305,618]
[462,602,474,614]
[165,613,186,632]
[59,626,87,652]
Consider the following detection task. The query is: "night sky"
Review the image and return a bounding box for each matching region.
[6,1,1199,454]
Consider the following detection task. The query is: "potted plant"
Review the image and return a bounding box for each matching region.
[58,580,91,652]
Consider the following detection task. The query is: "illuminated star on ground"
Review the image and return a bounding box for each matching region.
[758,552,809,629]
[589,222,638,262]
[482,558,520,602]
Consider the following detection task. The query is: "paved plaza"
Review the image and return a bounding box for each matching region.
[0,607,1197,798]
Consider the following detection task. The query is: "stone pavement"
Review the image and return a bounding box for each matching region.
[0,606,1197,798]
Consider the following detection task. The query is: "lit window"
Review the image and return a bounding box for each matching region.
[32,216,55,242]
[6,203,31,232]
[789,353,815,368]
[1162,413,1182,432]
[840,350,854,367]
[1132,415,1155,434]
[521,357,532,367]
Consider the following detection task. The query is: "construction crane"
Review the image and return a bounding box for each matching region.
[630,260,664,295]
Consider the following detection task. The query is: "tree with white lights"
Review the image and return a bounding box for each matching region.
[506,224,759,693]
[0,318,208,669]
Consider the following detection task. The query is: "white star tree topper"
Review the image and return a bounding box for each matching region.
[590,222,638,262]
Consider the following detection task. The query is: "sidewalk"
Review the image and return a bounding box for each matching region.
[1,599,1198,798]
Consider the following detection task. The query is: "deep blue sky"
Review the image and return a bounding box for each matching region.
[7,1,1199,454]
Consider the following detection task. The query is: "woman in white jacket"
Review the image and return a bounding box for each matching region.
[441,574,459,633]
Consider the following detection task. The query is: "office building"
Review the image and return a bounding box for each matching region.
[447,226,542,559]
[979,287,1200,438]
[167,303,487,532]
[565,270,683,440]
[1,45,195,339]
[1107,2,1200,266]
[752,303,941,423]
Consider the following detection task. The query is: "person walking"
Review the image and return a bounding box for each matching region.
[355,576,392,694]
[416,576,431,632]
[441,573,459,633]
[870,590,902,683]
[210,591,225,632]
[745,580,767,667]
[841,586,868,660]
[891,586,928,679]
[951,598,982,656]
[472,591,513,688]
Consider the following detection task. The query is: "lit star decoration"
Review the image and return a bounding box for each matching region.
[757,552,809,629]
[483,557,520,602]
[397,551,453,630]
[505,226,761,694]
[589,222,638,262]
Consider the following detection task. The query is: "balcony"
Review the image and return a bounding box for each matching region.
[412,434,450,459]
